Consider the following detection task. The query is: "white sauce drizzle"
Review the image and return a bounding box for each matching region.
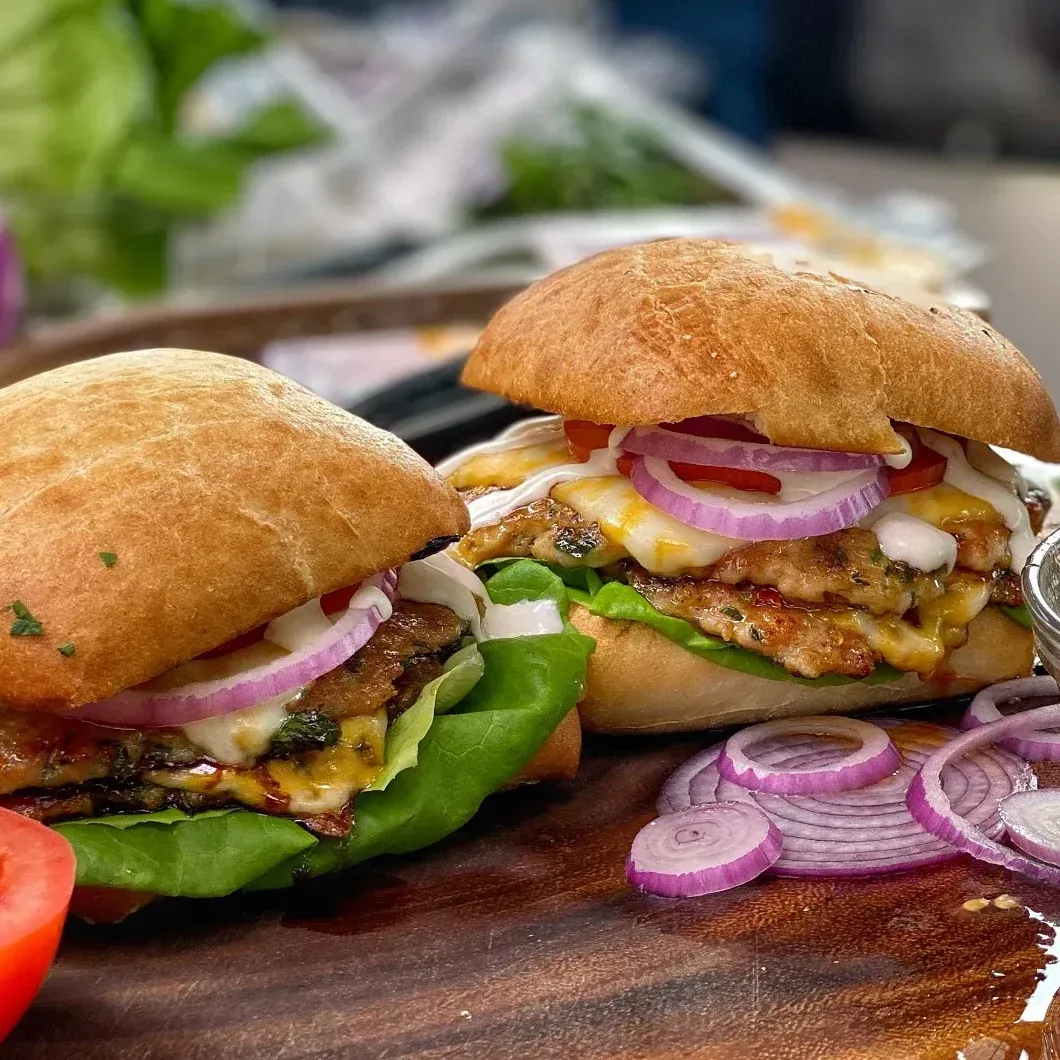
[435,415,564,476]
[398,551,562,640]
[883,435,913,470]
[265,598,333,651]
[465,425,630,530]
[871,512,957,573]
[919,428,1035,570]
[181,691,300,766]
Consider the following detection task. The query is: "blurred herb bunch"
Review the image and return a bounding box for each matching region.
[0,0,327,300]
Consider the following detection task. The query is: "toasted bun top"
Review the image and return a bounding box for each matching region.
[0,349,469,711]
[463,239,1060,460]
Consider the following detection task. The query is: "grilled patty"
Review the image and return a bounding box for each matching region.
[0,601,467,831]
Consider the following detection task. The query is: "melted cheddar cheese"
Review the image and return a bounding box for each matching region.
[146,712,388,815]
[450,442,572,490]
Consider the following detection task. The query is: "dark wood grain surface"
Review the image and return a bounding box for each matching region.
[8,730,1060,1060]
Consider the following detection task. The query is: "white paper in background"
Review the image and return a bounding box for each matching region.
[261,324,481,407]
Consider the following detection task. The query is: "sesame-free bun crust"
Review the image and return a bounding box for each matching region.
[0,350,469,712]
[506,708,581,787]
[571,605,1033,733]
[463,239,1060,460]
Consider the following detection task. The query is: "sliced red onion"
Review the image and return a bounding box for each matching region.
[907,702,1060,886]
[717,716,901,795]
[998,790,1060,866]
[656,746,723,814]
[621,427,883,474]
[661,720,1029,879]
[961,675,1060,760]
[0,217,23,346]
[630,457,889,541]
[71,571,398,728]
[626,803,782,897]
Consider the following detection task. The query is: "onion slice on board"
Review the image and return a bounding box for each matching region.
[907,701,1060,885]
[656,746,723,814]
[717,716,901,795]
[999,790,1060,867]
[629,456,889,541]
[71,571,398,729]
[960,675,1060,760]
[621,427,883,474]
[626,803,782,897]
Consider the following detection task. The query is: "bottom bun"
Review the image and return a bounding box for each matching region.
[571,605,1034,733]
[505,707,582,786]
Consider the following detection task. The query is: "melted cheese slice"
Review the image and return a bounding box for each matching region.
[181,694,297,766]
[552,476,739,575]
[870,483,1002,530]
[842,572,994,674]
[147,712,387,816]
[450,442,571,490]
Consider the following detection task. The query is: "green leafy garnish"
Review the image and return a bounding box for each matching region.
[1000,604,1034,630]
[57,642,76,657]
[51,561,593,898]
[5,600,43,637]
[721,605,744,622]
[99,551,118,568]
[266,711,340,758]
[870,548,884,564]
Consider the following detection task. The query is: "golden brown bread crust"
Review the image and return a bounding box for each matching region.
[505,708,582,787]
[463,239,1060,460]
[571,605,1033,733]
[0,349,469,712]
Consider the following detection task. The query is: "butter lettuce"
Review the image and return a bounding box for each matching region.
[53,562,593,897]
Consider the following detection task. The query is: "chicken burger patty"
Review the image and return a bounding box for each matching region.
[0,601,467,835]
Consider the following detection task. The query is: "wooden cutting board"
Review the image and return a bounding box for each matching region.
[8,731,1060,1060]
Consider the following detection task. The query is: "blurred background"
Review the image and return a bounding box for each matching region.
[4,0,1060,451]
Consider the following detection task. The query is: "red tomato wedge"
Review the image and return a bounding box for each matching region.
[887,428,948,495]
[664,415,768,443]
[0,809,75,1043]
[564,420,615,462]
[615,454,781,495]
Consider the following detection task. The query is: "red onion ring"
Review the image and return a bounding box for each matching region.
[656,746,722,814]
[629,456,889,541]
[71,570,398,728]
[658,721,1030,879]
[718,716,901,794]
[626,802,782,897]
[998,790,1060,867]
[621,427,883,474]
[960,675,1060,760]
[907,702,1060,885]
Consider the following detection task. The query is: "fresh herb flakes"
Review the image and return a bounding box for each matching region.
[5,600,43,636]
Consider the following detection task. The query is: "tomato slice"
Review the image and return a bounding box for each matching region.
[886,429,948,495]
[320,583,358,615]
[0,809,76,1042]
[617,454,781,495]
[68,887,156,925]
[564,420,616,462]
[664,415,768,443]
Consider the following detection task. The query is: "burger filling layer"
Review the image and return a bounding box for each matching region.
[0,601,468,836]
[444,416,1047,682]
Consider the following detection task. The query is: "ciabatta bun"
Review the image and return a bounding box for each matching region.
[0,350,469,712]
[463,239,1060,460]
[571,605,1033,733]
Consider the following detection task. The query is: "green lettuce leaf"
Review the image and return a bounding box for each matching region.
[539,563,901,687]
[365,642,485,792]
[249,562,593,889]
[54,809,315,897]
[1000,604,1033,630]
[53,562,592,897]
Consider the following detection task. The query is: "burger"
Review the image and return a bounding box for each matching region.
[441,239,1060,733]
[0,349,591,908]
